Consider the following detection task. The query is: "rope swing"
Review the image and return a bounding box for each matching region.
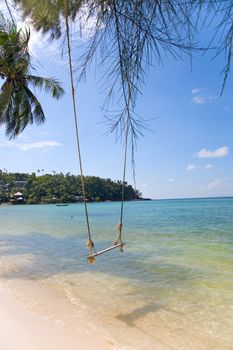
[64,0,126,263]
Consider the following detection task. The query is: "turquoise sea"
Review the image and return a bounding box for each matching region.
[0,198,233,349]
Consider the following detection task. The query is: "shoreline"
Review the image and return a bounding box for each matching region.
[0,279,115,350]
[0,198,151,206]
[1,274,231,350]
[0,277,171,350]
[0,292,112,350]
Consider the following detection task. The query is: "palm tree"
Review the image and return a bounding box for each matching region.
[0,14,64,139]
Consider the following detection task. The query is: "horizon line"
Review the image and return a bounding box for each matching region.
[150,195,233,201]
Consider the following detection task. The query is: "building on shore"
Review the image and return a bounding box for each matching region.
[10,191,25,205]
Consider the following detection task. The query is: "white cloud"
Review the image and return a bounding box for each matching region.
[0,141,13,148]
[0,140,62,151]
[196,146,229,158]
[191,87,216,105]
[192,88,204,94]
[168,178,175,183]
[19,141,62,151]
[186,164,196,171]
[199,177,233,196]
[192,96,205,105]
[17,134,29,140]
[192,95,216,105]
[206,178,225,191]
[205,164,213,169]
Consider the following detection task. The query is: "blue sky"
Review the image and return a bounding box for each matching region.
[0,6,233,199]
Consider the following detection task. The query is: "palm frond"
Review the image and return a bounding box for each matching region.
[27,75,65,99]
[5,87,31,138]
[23,85,45,124]
[15,0,64,39]
[0,12,64,138]
[0,30,8,45]
[0,81,13,122]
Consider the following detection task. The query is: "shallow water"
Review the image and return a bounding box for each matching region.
[0,198,233,349]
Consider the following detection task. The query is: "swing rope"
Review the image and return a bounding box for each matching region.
[114,117,129,251]
[64,0,95,257]
[64,0,127,262]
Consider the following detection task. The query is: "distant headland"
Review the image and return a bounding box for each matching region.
[0,170,150,205]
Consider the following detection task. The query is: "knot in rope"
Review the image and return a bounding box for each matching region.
[114,223,124,252]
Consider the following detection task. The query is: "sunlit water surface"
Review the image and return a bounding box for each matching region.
[0,198,233,349]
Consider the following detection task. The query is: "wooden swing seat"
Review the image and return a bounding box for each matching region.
[88,242,125,258]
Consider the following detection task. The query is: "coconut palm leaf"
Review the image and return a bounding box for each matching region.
[23,85,45,124]
[5,86,31,138]
[15,0,64,39]
[0,80,13,122]
[27,75,64,99]
[0,13,64,138]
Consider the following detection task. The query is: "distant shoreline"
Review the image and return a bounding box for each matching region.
[151,195,233,201]
[0,171,142,204]
[0,198,152,206]
[1,196,233,206]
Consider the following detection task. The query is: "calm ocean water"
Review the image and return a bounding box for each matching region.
[0,198,233,349]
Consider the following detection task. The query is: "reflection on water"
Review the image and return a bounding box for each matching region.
[0,199,233,349]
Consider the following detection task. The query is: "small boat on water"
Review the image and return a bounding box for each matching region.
[56,204,69,207]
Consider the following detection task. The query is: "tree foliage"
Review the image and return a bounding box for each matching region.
[0,170,141,203]
[0,13,64,138]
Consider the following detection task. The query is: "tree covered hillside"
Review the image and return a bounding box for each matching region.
[0,170,142,204]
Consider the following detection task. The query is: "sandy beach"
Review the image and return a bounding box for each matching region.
[0,277,171,350]
[0,284,114,350]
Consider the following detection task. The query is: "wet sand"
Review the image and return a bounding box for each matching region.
[0,289,113,350]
